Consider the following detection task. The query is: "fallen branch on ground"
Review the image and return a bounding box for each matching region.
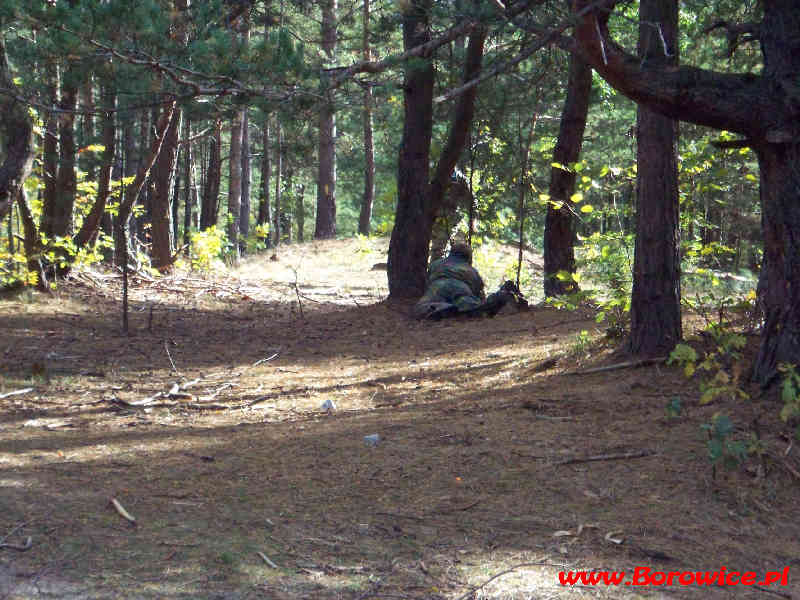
[557,449,655,465]
[109,497,137,526]
[454,560,568,600]
[0,387,34,399]
[0,536,32,551]
[564,357,667,376]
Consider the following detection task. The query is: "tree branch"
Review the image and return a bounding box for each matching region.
[703,20,761,58]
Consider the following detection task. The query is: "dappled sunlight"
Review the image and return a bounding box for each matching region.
[2,241,798,600]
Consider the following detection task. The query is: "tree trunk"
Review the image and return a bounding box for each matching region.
[74,91,116,250]
[258,118,271,228]
[200,120,222,230]
[358,0,375,235]
[387,0,434,299]
[239,16,252,251]
[172,151,181,245]
[182,115,197,255]
[150,107,181,271]
[296,184,305,242]
[543,52,592,297]
[42,65,79,247]
[273,121,282,246]
[753,144,800,384]
[429,20,486,217]
[114,103,177,267]
[228,111,244,260]
[40,64,59,236]
[0,34,35,224]
[569,0,800,383]
[628,0,681,357]
[240,109,251,250]
[314,0,337,239]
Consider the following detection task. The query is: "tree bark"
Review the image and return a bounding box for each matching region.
[358,0,375,236]
[74,90,116,250]
[239,16,252,251]
[543,52,592,297]
[569,0,800,383]
[314,0,338,239]
[200,120,222,230]
[273,120,282,246]
[114,103,177,267]
[258,118,271,228]
[628,0,681,357]
[295,184,305,242]
[150,107,181,270]
[429,20,486,218]
[40,64,59,236]
[42,64,79,247]
[182,115,197,255]
[228,111,244,260]
[0,34,35,224]
[240,109,251,249]
[387,0,435,299]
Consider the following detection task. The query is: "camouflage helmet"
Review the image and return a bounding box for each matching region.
[449,241,473,263]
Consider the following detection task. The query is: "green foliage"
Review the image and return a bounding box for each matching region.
[665,396,682,419]
[668,324,748,405]
[569,329,594,356]
[778,364,800,440]
[701,413,749,472]
[190,226,227,272]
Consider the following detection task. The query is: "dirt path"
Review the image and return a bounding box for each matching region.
[1,239,798,599]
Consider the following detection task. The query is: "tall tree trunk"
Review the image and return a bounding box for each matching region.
[314,0,337,239]
[387,0,434,298]
[0,33,35,223]
[753,144,800,384]
[429,19,487,217]
[228,111,244,260]
[285,166,294,244]
[272,121,282,246]
[74,90,116,250]
[42,63,79,250]
[543,52,592,297]
[150,107,181,271]
[238,14,252,251]
[114,103,177,267]
[240,110,251,250]
[295,184,305,242]
[182,115,197,255]
[628,0,681,357]
[200,120,222,230]
[17,188,46,287]
[258,118,271,228]
[172,151,181,245]
[358,0,375,235]
[40,64,59,235]
[79,79,97,182]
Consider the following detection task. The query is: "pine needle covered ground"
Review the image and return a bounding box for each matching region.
[1,238,798,599]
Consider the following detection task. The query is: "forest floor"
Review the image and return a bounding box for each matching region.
[1,236,799,600]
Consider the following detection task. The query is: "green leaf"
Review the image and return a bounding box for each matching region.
[580,204,594,213]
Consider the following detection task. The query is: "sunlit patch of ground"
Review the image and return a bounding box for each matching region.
[0,237,798,599]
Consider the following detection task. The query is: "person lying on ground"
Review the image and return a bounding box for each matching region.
[413,242,527,320]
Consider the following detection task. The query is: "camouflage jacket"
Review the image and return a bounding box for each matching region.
[414,254,486,316]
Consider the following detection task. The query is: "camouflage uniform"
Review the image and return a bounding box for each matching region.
[414,244,486,319]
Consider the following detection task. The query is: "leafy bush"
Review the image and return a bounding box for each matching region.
[190,226,227,272]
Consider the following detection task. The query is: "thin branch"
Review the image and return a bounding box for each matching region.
[703,20,760,57]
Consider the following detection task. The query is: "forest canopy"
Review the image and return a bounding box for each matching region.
[1,0,796,382]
